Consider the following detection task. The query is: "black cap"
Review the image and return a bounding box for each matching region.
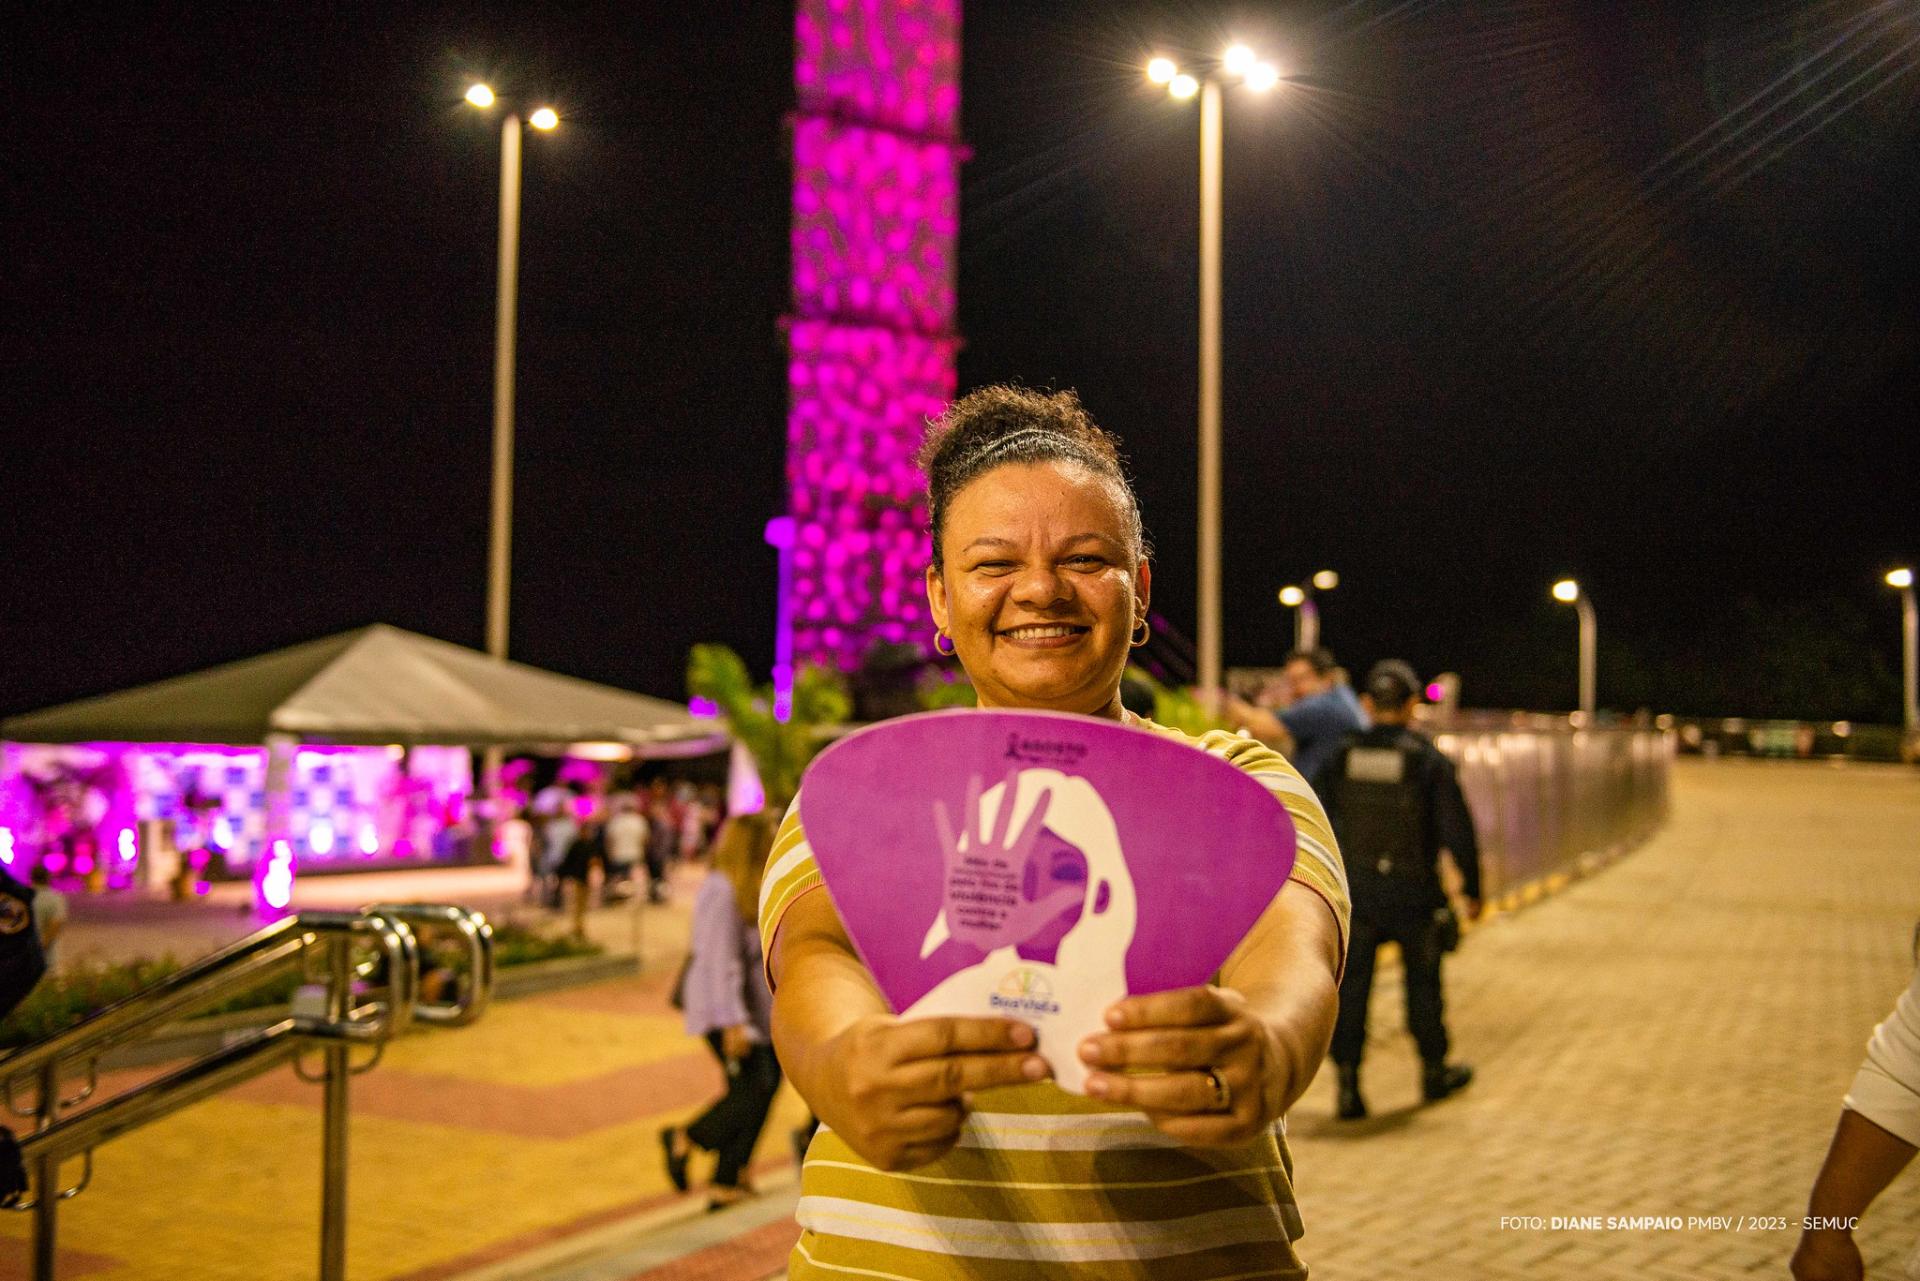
[1364,659,1421,706]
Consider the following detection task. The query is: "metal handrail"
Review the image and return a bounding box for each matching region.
[0,917,318,1099]
[18,1019,305,1167]
[361,902,494,1027]
[0,902,493,1281]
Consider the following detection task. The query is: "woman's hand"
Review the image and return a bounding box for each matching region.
[1078,985,1291,1146]
[813,1013,1050,1171]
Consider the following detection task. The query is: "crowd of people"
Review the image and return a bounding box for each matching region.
[520,777,725,937]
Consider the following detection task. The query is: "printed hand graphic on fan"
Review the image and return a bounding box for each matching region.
[919,769,1086,959]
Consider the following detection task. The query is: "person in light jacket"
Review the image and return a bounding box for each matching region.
[660,812,781,1210]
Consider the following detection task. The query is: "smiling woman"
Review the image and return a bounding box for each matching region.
[920,387,1152,716]
[762,385,1351,1280]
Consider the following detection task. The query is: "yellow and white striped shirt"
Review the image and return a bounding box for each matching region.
[760,714,1349,1280]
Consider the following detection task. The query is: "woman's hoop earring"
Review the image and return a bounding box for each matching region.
[933,629,957,656]
[1130,618,1151,648]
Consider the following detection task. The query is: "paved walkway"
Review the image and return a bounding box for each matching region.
[3,760,1917,1280]
[1285,757,1920,1279]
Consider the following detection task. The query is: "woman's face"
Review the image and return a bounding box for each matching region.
[927,460,1150,717]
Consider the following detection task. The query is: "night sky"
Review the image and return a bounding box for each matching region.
[6,2,1916,724]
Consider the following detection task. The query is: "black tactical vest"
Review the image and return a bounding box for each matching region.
[0,869,45,1019]
[1331,733,1427,885]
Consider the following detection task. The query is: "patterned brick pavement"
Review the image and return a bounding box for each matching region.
[0,875,812,1281]
[3,760,1915,1281]
[1285,758,1920,1279]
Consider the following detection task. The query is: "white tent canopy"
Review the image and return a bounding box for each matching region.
[1,624,728,755]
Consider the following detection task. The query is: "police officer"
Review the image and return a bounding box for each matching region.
[1312,659,1483,1120]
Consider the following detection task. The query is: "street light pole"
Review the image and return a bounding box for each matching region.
[466,85,556,858]
[1576,595,1596,721]
[1197,77,1223,699]
[488,112,522,664]
[1553,579,1596,720]
[1151,47,1281,699]
[1890,569,1917,733]
[1278,571,1336,654]
[1297,596,1320,653]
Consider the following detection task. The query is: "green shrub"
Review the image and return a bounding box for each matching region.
[687,643,849,811]
[916,666,977,710]
[0,957,182,1046]
[488,920,601,968]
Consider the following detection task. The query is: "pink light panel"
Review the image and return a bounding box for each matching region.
[792,119,959,333]
[784,0,963,675]
[795,0,960,136]
[785,320,957,664]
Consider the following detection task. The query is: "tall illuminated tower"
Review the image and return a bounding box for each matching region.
[773,0,963,711]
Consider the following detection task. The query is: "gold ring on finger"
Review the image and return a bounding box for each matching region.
[1200,1067,1231,1112]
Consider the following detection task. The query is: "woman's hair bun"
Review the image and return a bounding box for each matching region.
[919,384,1147,571]
[917,385,1120,478]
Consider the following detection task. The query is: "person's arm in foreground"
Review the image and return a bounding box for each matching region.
[1221,695,1295,757]
[770,887,1050,1171]
[1792,965,1920,1280]
[1076,881,1341,1144]
[1790,1109,1916,1281]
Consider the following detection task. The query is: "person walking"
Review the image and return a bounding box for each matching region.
[603,794,648,902]
[1224,648,1368,782]
[537,789,578,910]
[27,866,67,973]
[557,816,604,942]
[644,782,677,903]
[661,812,783,1210]
[1313,659,1482,1120]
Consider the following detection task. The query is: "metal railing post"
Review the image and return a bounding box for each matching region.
[320,933,351,1279]
[33,1061,58,1281]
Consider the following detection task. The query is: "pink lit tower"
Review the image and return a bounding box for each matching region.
[771,0,963,713]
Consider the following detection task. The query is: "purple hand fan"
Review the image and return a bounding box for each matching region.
[798,709,1297,1092]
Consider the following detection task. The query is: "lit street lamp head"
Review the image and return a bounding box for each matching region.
[465,83,496,108]
[1147,56,1177,86]
[529,107,559,131]
[1279,585,1306,608]
[1168,73,1200,100]
[1244,63,1282,92]
[1312,569,1339,591]
[1890,568,1915,590]
[1552,579,1581,603]
[1223,44,1256,77]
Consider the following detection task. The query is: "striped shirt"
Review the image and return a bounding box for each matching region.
[760,713,1349,1280]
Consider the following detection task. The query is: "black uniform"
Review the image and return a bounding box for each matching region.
[1312,723,1482,1071]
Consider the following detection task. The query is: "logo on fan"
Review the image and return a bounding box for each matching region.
[989,967,1061,1016]
[1003,733,1089,767]
[0,897,29,936]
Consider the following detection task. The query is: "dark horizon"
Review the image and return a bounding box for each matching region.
[5,2,1915,725]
